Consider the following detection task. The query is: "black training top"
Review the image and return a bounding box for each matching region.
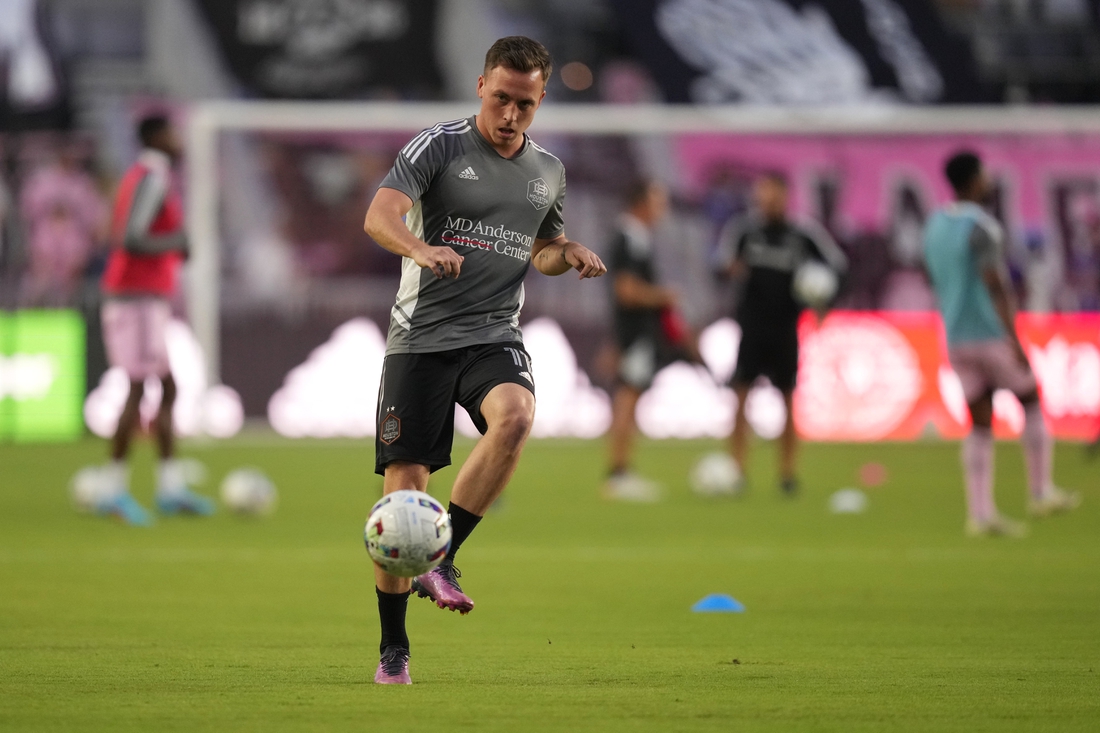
[608,215,661,348]
[717,214,847,330]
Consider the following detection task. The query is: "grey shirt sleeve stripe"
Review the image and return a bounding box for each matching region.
[406,121,470,164]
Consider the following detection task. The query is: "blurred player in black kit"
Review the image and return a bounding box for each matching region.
[718,172,847,495]
[603,179,681,502]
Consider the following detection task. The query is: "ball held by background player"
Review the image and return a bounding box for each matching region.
[792,260,840,309]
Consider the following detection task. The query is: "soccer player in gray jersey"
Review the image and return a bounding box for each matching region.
[362,36,606,684]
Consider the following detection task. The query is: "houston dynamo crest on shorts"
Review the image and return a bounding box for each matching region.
[380,413,401,445]
[527,178,550,210]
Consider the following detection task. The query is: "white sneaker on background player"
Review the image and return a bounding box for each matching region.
[965,513,1028,539]
[1028,486,1081,518]
[94,462,155,526]
[155,458,216,516]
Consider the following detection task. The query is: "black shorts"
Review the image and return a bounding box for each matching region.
[374,342,535,476]
[731,323,799,393]
[616,333,677,391]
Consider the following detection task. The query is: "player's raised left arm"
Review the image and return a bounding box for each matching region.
[531,234,607,278]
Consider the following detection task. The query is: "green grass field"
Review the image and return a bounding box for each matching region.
[1,435,1098,732]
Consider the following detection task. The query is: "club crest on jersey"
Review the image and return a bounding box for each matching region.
[527,178,551,210]
[380,413,401,445]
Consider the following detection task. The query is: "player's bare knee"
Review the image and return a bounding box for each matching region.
[503,410,534,446]
[491,409,533,452]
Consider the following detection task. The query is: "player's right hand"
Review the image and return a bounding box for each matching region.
[413,244,464,279]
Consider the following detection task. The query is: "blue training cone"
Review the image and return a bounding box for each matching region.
[692,594,745,613]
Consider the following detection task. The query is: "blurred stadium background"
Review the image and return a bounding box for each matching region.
[3,0,1100,444]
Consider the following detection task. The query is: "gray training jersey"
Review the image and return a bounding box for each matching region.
[378,116,566,354]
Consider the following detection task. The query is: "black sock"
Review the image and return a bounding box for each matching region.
[376,588,410,654]
[446,502,482,562]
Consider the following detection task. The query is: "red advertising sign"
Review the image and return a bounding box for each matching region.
[795,311,1100,440]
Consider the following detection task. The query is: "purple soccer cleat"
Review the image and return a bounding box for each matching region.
[411,559,475,614]
[374,646,411,685]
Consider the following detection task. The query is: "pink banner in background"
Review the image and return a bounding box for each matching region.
[676,133,1100,231]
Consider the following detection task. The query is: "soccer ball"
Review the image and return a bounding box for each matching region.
[365,490,452,578]
[690,452,743,497]
[70,466,111,512]
[829,488,868,514]
[220,468,277,515]
[792,260,839,308]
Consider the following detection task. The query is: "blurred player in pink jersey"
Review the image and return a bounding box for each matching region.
[95,115,215,525]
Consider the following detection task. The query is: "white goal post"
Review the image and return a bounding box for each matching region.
[186,101,1100,386]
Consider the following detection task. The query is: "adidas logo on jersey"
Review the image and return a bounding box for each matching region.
[458,166,479,180]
